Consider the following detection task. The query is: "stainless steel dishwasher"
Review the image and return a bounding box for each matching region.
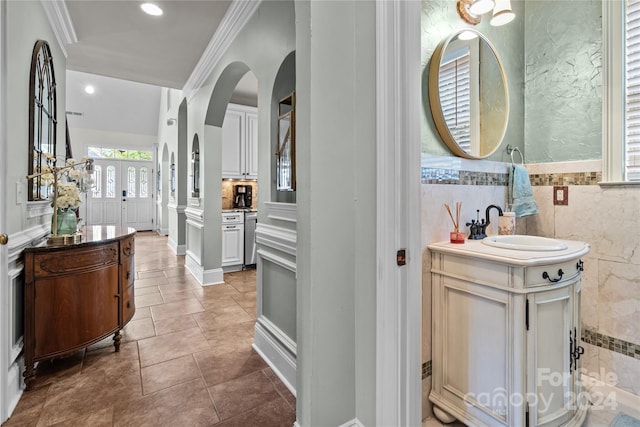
[244,211,257,266]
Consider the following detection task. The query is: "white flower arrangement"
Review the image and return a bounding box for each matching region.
[34,153,94,210]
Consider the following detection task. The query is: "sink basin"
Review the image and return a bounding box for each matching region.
[482,235,568,251]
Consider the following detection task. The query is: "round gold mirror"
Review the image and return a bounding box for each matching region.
[428,29,509,159]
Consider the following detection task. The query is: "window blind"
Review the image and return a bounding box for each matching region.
[626,0,640,180]
[439,48,471,152]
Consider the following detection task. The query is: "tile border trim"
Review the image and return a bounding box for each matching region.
[421,360,432,379]
[421,168,602,187]
[582,328,640,361]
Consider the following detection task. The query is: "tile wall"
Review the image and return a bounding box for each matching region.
[421,157,640,419]
[221,180,258,210]
[525,160,640,397]
[420,156,514,418]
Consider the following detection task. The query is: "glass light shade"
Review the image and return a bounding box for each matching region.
[469,0,495,15]
[458,30,479,41]
[490,0,515,26]
[141,3,163,16]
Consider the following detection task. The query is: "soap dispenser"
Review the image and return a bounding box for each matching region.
[498,212,516,235]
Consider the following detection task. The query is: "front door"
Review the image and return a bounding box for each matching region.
[87,159,154,230]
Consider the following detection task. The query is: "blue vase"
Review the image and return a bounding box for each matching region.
[52,208,78,235]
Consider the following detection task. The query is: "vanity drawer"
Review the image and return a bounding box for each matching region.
[525,259,583,287]
[121,284,135,324]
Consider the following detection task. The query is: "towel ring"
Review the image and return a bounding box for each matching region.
[506,145,524,165]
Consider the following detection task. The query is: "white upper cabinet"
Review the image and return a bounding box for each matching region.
[222,104,258,180]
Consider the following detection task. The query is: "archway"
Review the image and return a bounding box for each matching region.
[270,51,295,204]
[185,61,257,285]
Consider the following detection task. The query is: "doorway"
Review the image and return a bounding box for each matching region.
[86,159,155,230]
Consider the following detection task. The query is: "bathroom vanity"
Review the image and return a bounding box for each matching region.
[428,237,589,427]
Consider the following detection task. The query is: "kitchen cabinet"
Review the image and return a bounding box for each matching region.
[222,104,258,180]
[221,212,244,270]
[23,226,136,389]
[428,238,589,427]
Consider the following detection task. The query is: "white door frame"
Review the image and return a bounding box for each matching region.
[0,0,9,422]
[375,1,422,425]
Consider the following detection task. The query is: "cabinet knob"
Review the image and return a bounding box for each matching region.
[126,272,131,280]
[127,301,131,308]
[0,234,7,245]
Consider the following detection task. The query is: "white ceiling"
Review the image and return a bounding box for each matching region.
[66,70,162,136]
[63,0,258,138]
[65,0,231,89]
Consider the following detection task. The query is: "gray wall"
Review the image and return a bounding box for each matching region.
[6,0,67,234]
[262,261,296,339]
[296,1,376,425]
[524,0,602,163]
[421,0,525,161]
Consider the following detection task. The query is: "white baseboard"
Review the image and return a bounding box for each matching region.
[6,358,23,421]
[294,418,364,427]
[582,373,640,418]
[253,317,296,396]
[167,237,186,255]
[159,227,168,236]
[185,255,224,286]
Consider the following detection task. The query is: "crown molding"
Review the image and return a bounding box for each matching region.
[40,0,77,58]
[182,0,262,102]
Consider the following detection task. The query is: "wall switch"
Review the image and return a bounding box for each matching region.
[553,186,568,206]
[16,182,23,205]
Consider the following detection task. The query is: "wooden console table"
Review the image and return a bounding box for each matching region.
[23,226,136,389]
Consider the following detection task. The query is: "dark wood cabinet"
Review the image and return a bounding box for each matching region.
[23,226,136,389]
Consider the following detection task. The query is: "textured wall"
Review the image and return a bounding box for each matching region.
[421,0,525,160]
[524,0,602,163]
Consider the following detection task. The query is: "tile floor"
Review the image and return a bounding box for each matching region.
[422,400,640,426]
[2,231,295,427]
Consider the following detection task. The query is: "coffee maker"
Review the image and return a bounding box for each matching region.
[233,185,252,209]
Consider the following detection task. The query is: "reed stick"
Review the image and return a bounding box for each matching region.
[443,202,462,232]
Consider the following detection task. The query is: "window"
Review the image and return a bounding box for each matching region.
[28,40,57,201]
[603,0,640,182]
[127,167,136,198]
[140,167,148,198]
[92,166,102,198]
[106,166,116,198]
[437,38,480,155]
[626,0,640,180]
[87,146,152,161]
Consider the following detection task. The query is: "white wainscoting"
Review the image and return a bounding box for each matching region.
[254,220,297,395]
[264,202,297,223]
[3,224,50,420]
[253,316,296,395]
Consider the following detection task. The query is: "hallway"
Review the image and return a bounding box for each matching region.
[3,231,295,426]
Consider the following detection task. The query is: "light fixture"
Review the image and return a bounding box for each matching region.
[141,2,163,16]
[468,0,495,15]
[84,85,95,94]
[458,30,479,41]
[490,0,515,26]
[457,0,514,26]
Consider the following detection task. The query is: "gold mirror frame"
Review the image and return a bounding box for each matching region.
[428,29,509,159]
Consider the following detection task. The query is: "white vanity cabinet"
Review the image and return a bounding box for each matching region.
[221,212,244,270]
[222,104,258,180]
[428,239,589,427]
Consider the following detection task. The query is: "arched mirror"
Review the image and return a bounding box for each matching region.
[428,29,509,159]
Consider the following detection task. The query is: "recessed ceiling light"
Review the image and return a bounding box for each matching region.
[84,85,95,95]
[141,3,163,16]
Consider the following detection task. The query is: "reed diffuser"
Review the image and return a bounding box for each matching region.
[444,202,465,244]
